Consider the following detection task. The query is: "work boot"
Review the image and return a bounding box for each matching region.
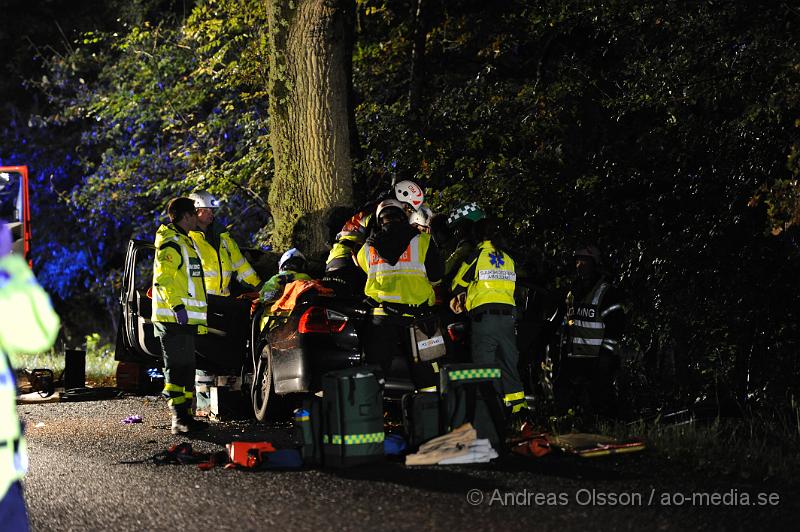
[170,405,208,434]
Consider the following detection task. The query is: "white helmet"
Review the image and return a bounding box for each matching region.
[375,199,407,222]
[189,190,220,209]
[394,180,424,211]
[408,205,433,228]
[278,247,306,271]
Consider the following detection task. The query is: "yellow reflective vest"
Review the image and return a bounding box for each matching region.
[356,232,436,307]
[189,227,261,296]
[0,254,60,499]
[451,240,516,312]
[152,224,208,326]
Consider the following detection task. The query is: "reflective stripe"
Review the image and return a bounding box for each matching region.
[573,319,603,329]
[601,304,624,318]
[231,258,246,269]
[504,391,526,405]
[511,403,528,413]
[153,293,206,308]
[162,382,187,406]
[477,269,516,282]
[448,368,502,381]
[568,278,610,357]
[573,338,603,346]
[591,283,609,305]
[324,432,385,445]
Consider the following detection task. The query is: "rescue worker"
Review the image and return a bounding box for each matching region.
[356,199,444,391]
[259,248,312,303]
[188,190,261,408]
[443,202,485,286]
[324,207,371,297]
[450,212,528,421]
[408,205,434,234]
[324,179,427,295]
[0,221,60,529]
[188,190,261,296]
[555,244,626,418]
[152,197,208,434]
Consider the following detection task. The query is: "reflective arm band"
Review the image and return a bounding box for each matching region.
[601,304,624,318]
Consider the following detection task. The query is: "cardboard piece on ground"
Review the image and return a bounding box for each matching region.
[546,433,646,458]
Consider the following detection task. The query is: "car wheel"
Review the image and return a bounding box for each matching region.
[251,341,273,422]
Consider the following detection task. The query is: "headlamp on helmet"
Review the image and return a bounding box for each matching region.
[189,190,221,209]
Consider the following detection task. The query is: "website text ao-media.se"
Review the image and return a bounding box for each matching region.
[465,488,781,508]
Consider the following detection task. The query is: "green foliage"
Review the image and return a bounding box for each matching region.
[8,0,800,413]
[27,0,274,337]
[353,0,800,410]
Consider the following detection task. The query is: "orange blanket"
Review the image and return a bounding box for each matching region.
[269,280,334,314]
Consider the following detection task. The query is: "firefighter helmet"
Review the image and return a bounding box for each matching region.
[375,199,407,224]
[394,180,425,211]
[189,190,221,209]
[278,247,306,271]
[408,205,434,228]
[447,202,486,227]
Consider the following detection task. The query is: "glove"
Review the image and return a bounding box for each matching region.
[449,292,466,314]
[174,306,189,325]
[0,222,11,257]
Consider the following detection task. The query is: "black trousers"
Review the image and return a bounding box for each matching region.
[362,315,439,391]
[555,353,618,418]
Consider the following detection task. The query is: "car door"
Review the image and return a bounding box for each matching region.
[115,239,161,364]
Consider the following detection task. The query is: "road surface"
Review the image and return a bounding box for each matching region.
[18,396,798,531]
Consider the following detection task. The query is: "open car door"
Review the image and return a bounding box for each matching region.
[114,238,251,374]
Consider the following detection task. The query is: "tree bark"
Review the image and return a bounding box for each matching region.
[266,0,354,257]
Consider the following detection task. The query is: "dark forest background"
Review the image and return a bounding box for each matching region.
[2,0,800,417]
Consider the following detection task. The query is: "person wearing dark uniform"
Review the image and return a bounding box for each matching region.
[555,244,626,418]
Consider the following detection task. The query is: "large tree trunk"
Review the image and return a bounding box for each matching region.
[266,0,354,257]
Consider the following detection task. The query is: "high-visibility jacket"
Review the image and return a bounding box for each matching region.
[0,254,60,499]
[357,232,436,307]
[565,277,624,357]
[259,270,312,302]
[325,210,373,271]
[451,241,516,312]
[189,227,261,296]
[152,224,208,326]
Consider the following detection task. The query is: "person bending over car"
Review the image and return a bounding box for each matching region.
[356,199,444,391]
[259,248,312,303]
